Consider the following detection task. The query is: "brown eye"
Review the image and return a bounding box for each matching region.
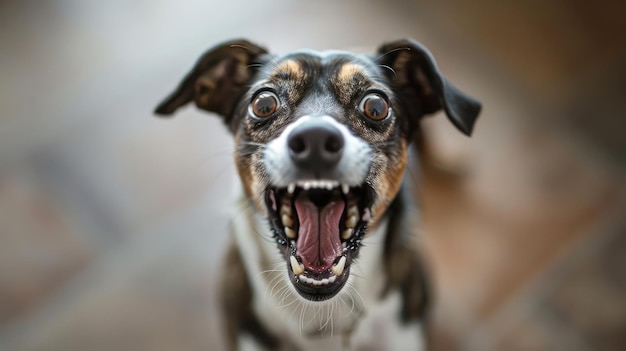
[250,91,279,119]
[359,93,390,121]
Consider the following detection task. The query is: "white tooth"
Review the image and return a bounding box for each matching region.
[321,278,329,285]
[285,226,296,239]
[281,214,293,227]
[326,182,333,190]
[341,184,350,195]
[313,279,322,286]
[332,256,346,276]
[290,256,304,275]
[303,182,311,190]
[328,275,336,283]
[341,228,353,240]
[345,215,358,228]
[280,204,291,216]
[348,205,359,217]
[287,183,296,194]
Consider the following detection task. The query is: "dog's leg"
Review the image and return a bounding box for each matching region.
[382,184,431,347]
[219,238,281,351]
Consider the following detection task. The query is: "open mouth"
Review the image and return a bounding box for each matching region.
[265,180,373,301]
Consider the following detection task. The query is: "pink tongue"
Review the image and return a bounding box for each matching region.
[295,195,345,273]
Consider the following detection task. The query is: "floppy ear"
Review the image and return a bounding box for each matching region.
[154,39,268,124]
[377,39,481,136]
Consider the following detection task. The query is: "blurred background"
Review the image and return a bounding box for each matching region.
[0,0,625,350]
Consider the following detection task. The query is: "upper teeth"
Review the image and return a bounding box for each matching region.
[341,228,353,240]
[281,203,296,238]
[284,226,296,239]
[344,204,359,230]
[280,204,292,216]
[347,205,359,217]
[341,184,350,195]
[287,180,352,192]
[281,214,293,227]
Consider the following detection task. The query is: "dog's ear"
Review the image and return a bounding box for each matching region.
[154,39,268,122]
[377,39,481,136]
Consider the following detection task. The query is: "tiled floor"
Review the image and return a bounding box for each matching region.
[0,1,624,350]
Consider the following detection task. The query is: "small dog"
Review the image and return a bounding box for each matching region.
[155,38,480,350]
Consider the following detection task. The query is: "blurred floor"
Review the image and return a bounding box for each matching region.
[0,1,624,350]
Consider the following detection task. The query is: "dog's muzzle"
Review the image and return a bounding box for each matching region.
[262,116,374,301]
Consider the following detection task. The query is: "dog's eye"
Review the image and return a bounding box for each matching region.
[250,91,279,119]
[359,93,389,121]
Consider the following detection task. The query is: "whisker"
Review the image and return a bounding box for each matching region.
[255,269,283,278]
[378,64,397,79]
[269,276,285,297]
[300,301,308,336]
[375,46,411,61]
[340,294,356,318]
[246,63,264,70]
[348,284,366,313]
[287,298,302,324]
[229,43,256,52]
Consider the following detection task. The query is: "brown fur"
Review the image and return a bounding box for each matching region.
[271,59,306,82]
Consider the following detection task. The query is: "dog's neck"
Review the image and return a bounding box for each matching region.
[231,185,391,342]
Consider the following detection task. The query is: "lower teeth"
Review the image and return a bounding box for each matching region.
[289,255,346,285]
[290,256,304,275]
[341,228,353,240]
[299,274,338,286]
[331,256,346,276]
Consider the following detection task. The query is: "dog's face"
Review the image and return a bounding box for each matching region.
[155,39,480,301]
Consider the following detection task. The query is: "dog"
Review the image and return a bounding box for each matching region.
[154,38,480,350]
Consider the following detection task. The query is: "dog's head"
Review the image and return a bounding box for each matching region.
[155,39,480,301]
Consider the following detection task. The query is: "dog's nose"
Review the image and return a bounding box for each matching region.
[288,121,344,170]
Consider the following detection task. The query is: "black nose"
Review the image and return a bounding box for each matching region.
[287,121,344,170]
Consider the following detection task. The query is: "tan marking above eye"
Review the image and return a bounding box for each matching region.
[250,91,279,118]
[359,93,390,121]
[337,63,365,84]
[271,59,304,80]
